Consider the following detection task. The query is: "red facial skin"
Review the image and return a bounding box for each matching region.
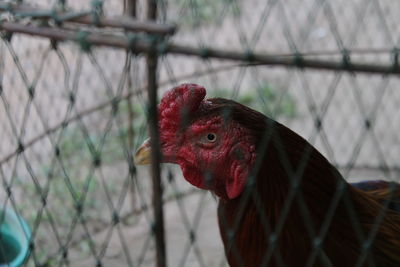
[157,84,256,200]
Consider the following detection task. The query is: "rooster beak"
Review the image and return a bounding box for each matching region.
[134,138,151,165]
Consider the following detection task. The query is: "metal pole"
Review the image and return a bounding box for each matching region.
[146,0,167,266]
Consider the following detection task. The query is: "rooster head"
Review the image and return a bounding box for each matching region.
[135,83,259,200]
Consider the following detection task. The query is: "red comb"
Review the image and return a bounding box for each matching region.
[159,83,206,131]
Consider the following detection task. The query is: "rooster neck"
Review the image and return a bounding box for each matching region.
[216,141,337,267]
[218,126,400,267]
[217,119,367,266]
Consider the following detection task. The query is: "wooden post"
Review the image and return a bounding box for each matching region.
[146,0,167,266]
[124,0,136,17]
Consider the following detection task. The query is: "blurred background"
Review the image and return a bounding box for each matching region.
[0,0,400,266]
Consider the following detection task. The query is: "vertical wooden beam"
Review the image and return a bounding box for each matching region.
[124,0,136,17]
[146,0,167,267]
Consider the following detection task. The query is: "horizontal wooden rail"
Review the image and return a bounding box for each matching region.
[1,22,400,75]
[0,3,176,35]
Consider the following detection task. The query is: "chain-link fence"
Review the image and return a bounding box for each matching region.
[1,0,400,266]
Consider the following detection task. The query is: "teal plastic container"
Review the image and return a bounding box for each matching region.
[0,208,31,267]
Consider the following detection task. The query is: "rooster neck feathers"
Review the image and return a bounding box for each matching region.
[219,114,400,266]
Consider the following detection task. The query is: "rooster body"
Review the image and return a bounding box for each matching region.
[135,84,400,267]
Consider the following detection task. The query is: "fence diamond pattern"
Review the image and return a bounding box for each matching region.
[1,0,400,266]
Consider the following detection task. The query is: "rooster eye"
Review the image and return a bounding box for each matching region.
[206,133,217,142]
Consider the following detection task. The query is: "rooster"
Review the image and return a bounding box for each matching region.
[135,83,400,267]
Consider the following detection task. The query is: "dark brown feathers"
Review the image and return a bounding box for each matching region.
[213,98,400,267]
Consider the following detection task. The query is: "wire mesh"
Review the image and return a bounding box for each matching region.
[0,0,400,266]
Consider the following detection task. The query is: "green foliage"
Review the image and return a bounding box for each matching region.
[208,83,297,119]
[255,83,297,118]
[175,0,241,28]
[58,100,146,167]
[15,98,147,225]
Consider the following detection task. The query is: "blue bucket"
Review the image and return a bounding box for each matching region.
[0,208,31,267]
